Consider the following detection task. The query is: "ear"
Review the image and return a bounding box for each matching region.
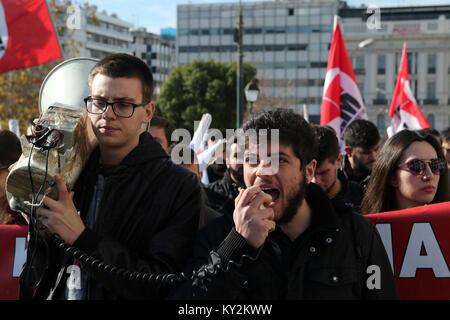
[143,101,155,124]
[336,153,343,167]
[305,159,317,184]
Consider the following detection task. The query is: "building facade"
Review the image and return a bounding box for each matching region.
[50,1,133,59]
[132,28,176,97]
[177,0,450,132]
[177,0,339,124]
[340,4,450,134]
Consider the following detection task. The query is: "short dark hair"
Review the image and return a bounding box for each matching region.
[150,115,176,145]
[312,125,340,166]
[442,127,450,142]
[242,108,316,170]
[88,53,154,102]
[0,129,21,168]
[417,128,441,145]
[344,119,380,149]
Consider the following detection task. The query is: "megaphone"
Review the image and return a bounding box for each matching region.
[6,57,99,213]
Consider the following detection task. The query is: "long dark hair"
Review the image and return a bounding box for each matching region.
[361,130,449,214]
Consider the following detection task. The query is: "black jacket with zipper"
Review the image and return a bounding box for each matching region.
[31,132,202,300]
[170,183,399,300]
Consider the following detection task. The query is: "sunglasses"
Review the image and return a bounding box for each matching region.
[397,158,446,176]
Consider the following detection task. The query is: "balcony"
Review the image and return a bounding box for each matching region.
[423,98,438,105]
[372,98,388,105]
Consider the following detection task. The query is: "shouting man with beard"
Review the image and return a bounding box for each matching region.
[170,109,398,300]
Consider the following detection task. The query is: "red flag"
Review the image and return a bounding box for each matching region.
[320,20,367,152]
[387,44,430,137]
[0,0,62,74]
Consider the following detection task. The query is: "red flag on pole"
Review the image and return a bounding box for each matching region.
[387,43,430,137]
[320,19,367,153]
[0,0,62,74]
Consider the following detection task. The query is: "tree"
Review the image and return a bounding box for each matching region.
[156,59,257,133]
[0,0,91,134]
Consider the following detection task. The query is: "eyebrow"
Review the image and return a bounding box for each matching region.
[92,95,136,102]
[244,151,290,158]
[316,168,330,174]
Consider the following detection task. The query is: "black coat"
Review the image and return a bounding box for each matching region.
[335,169,365,212]
[31,132,202,299]
[170,183,399,300]
[205,169,242,215]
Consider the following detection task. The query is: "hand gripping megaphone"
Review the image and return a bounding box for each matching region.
[6,57,99,214]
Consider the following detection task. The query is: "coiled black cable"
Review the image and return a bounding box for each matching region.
[51,232,259,288]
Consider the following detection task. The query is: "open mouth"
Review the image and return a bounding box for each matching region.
[261,187,280,205]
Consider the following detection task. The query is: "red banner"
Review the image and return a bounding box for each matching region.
[387,43,430,137]
[367,201,450,300]
[1,203,450,300]
[0,0,62,73]
[320,20,367,153]
[0,225,27,300]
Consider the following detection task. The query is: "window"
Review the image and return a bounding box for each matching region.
[427,114,435,128]
[354,55,365,75]
[288,8,294,16]
[377,114,385,134]
[377,55,386,75]
[427,81,435,99]
[374,82,387,105]
[428,53,436,74]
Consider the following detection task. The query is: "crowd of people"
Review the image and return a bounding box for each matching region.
[0,53,449,300]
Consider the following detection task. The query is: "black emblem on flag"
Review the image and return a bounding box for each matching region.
[340,92,363,140]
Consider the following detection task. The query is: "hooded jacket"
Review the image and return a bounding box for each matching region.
[170,183,398,300]
[31,132,202,299]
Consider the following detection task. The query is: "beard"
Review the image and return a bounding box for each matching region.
[275,174,308,225]
[353,155,372,176]
[325,178,337,195]
[229,165,244,185]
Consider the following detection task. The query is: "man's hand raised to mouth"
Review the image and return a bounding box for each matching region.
[233,186,276,249]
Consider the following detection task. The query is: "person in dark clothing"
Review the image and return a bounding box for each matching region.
[24,54,201,300]
[205,136,245,216]
[176,144,221,229]
[342,119,381,190]
[149,115,176,154]
[311,125,364,211]
[170,109,398,300]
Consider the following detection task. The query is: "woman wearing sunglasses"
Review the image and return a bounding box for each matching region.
[361,129,449,214]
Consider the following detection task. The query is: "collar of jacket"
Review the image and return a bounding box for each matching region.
[224,169,244,190]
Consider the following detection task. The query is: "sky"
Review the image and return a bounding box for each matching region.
[73,0,450,34]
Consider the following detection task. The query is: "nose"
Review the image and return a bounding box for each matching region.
[255,158,277,177]
[422,163,435,180]
[102,104,116,119]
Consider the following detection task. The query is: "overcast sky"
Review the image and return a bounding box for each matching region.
[75,0,450,34]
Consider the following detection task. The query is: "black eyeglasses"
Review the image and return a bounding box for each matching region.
[84,96,148,118]
[397,158,446,176]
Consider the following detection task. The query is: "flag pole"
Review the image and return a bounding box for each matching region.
[333,15,339,30]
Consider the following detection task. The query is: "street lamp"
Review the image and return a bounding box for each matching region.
[244,80,259,114]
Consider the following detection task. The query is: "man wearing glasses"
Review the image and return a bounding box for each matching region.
[30,54,202,300]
